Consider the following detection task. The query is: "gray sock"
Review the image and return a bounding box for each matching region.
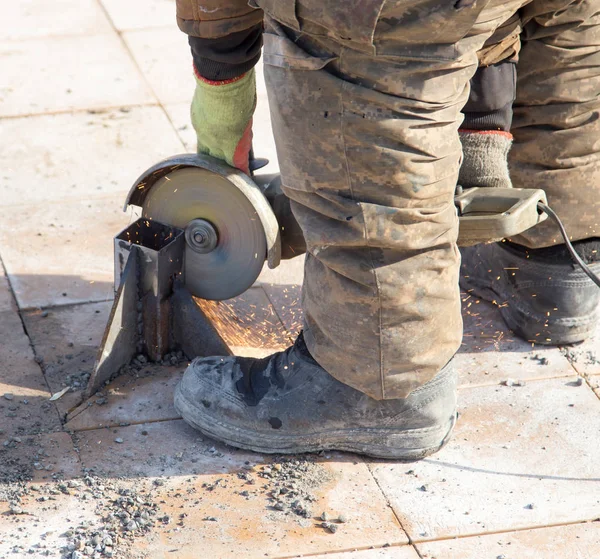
[458,131,512,189]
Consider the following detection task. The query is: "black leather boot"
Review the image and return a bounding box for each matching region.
[175,333,457,460]
[461,240,600,345]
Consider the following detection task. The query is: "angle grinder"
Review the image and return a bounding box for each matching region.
[125,153,549,301]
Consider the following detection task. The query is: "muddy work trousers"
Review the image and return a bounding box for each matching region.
[255,0,600,399]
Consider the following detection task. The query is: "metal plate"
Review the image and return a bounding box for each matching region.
[141,167,267,300]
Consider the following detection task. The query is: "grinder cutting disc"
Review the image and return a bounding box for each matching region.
[141,167,267,300]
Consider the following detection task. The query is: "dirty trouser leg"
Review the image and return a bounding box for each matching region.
[510,0,600,247]
[261,1,526,399]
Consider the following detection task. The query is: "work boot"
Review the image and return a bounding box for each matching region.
[461,240,600,345]
[174,333,457,460]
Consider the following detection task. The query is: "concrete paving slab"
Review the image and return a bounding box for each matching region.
[417,522,600,558]
[75,420,407,557]
[590,376,600,398]
[65,364,183,431]
[0,107,184,208]
[0,431,81,489]
[100,0,175,31]
[123,27,193,106]
[1,0,112,41]
[456,295,574,387]
[162,103,196,151]
[263,283,303,336]
[75,419,258,477]
[1,490,97,559]
[22,302,112,417]
[197,287,294,356]
[369,378,600,542]
[257,254,305,286]
[561,318,600,377]
[0,34,154,118]
[254,59,280,170]
[0,310,61,438]
[293,548,420,559]
[0,432,84,557]
[0,195,140,310]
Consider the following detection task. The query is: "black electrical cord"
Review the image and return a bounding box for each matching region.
[537,202,600,288]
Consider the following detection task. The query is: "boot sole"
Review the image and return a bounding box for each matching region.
[174,383,457,461]
[461,278,597,345]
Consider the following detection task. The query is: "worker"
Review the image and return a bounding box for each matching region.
[173,1,600,459]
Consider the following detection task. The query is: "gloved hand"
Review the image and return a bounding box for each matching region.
[191,67,256,175]
[458,129,513,189]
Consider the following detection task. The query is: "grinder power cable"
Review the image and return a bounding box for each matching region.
[84,153,600,399]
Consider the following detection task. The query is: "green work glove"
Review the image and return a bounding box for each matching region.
[191,69,256,175]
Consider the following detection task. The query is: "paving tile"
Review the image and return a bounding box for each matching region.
[0,490,97,559]
[76,420,406,557]
[0,265,15,312]
[163,103,196,151]
[0,107,185,208]
[590,375,600,398]
[417,522,600,559]
[561,318,600,377]
[257,253,305,286]
[65,364,183,431]
[1,0,112,41]
[0,432,88,559]
[123,27,193,106]
[22,302,112,417]
[0,431,81,488]
[75,419,256,477]
[254,59,280,174]
[196,287,293,357]
[263,283,303,336]
[100,0,176,31]
[0,196,141,310]
[291,547,420,559]
[456,294,574,387]
[0,310,61,437]
[369,378,600,542]
[0,34,154,118]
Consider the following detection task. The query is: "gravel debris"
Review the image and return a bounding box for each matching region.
[530,354,549,366]
[3,393,14,401]
[500,378,525,387]
[321,522,338,534]
[256,458,334,524]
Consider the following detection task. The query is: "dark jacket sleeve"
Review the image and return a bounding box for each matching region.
[189,24,263,81]
[176,1,263,80]
[176,0,263,39]
[462,61,516,132]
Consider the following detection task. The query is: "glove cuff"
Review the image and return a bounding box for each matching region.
[458,130,513,189]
